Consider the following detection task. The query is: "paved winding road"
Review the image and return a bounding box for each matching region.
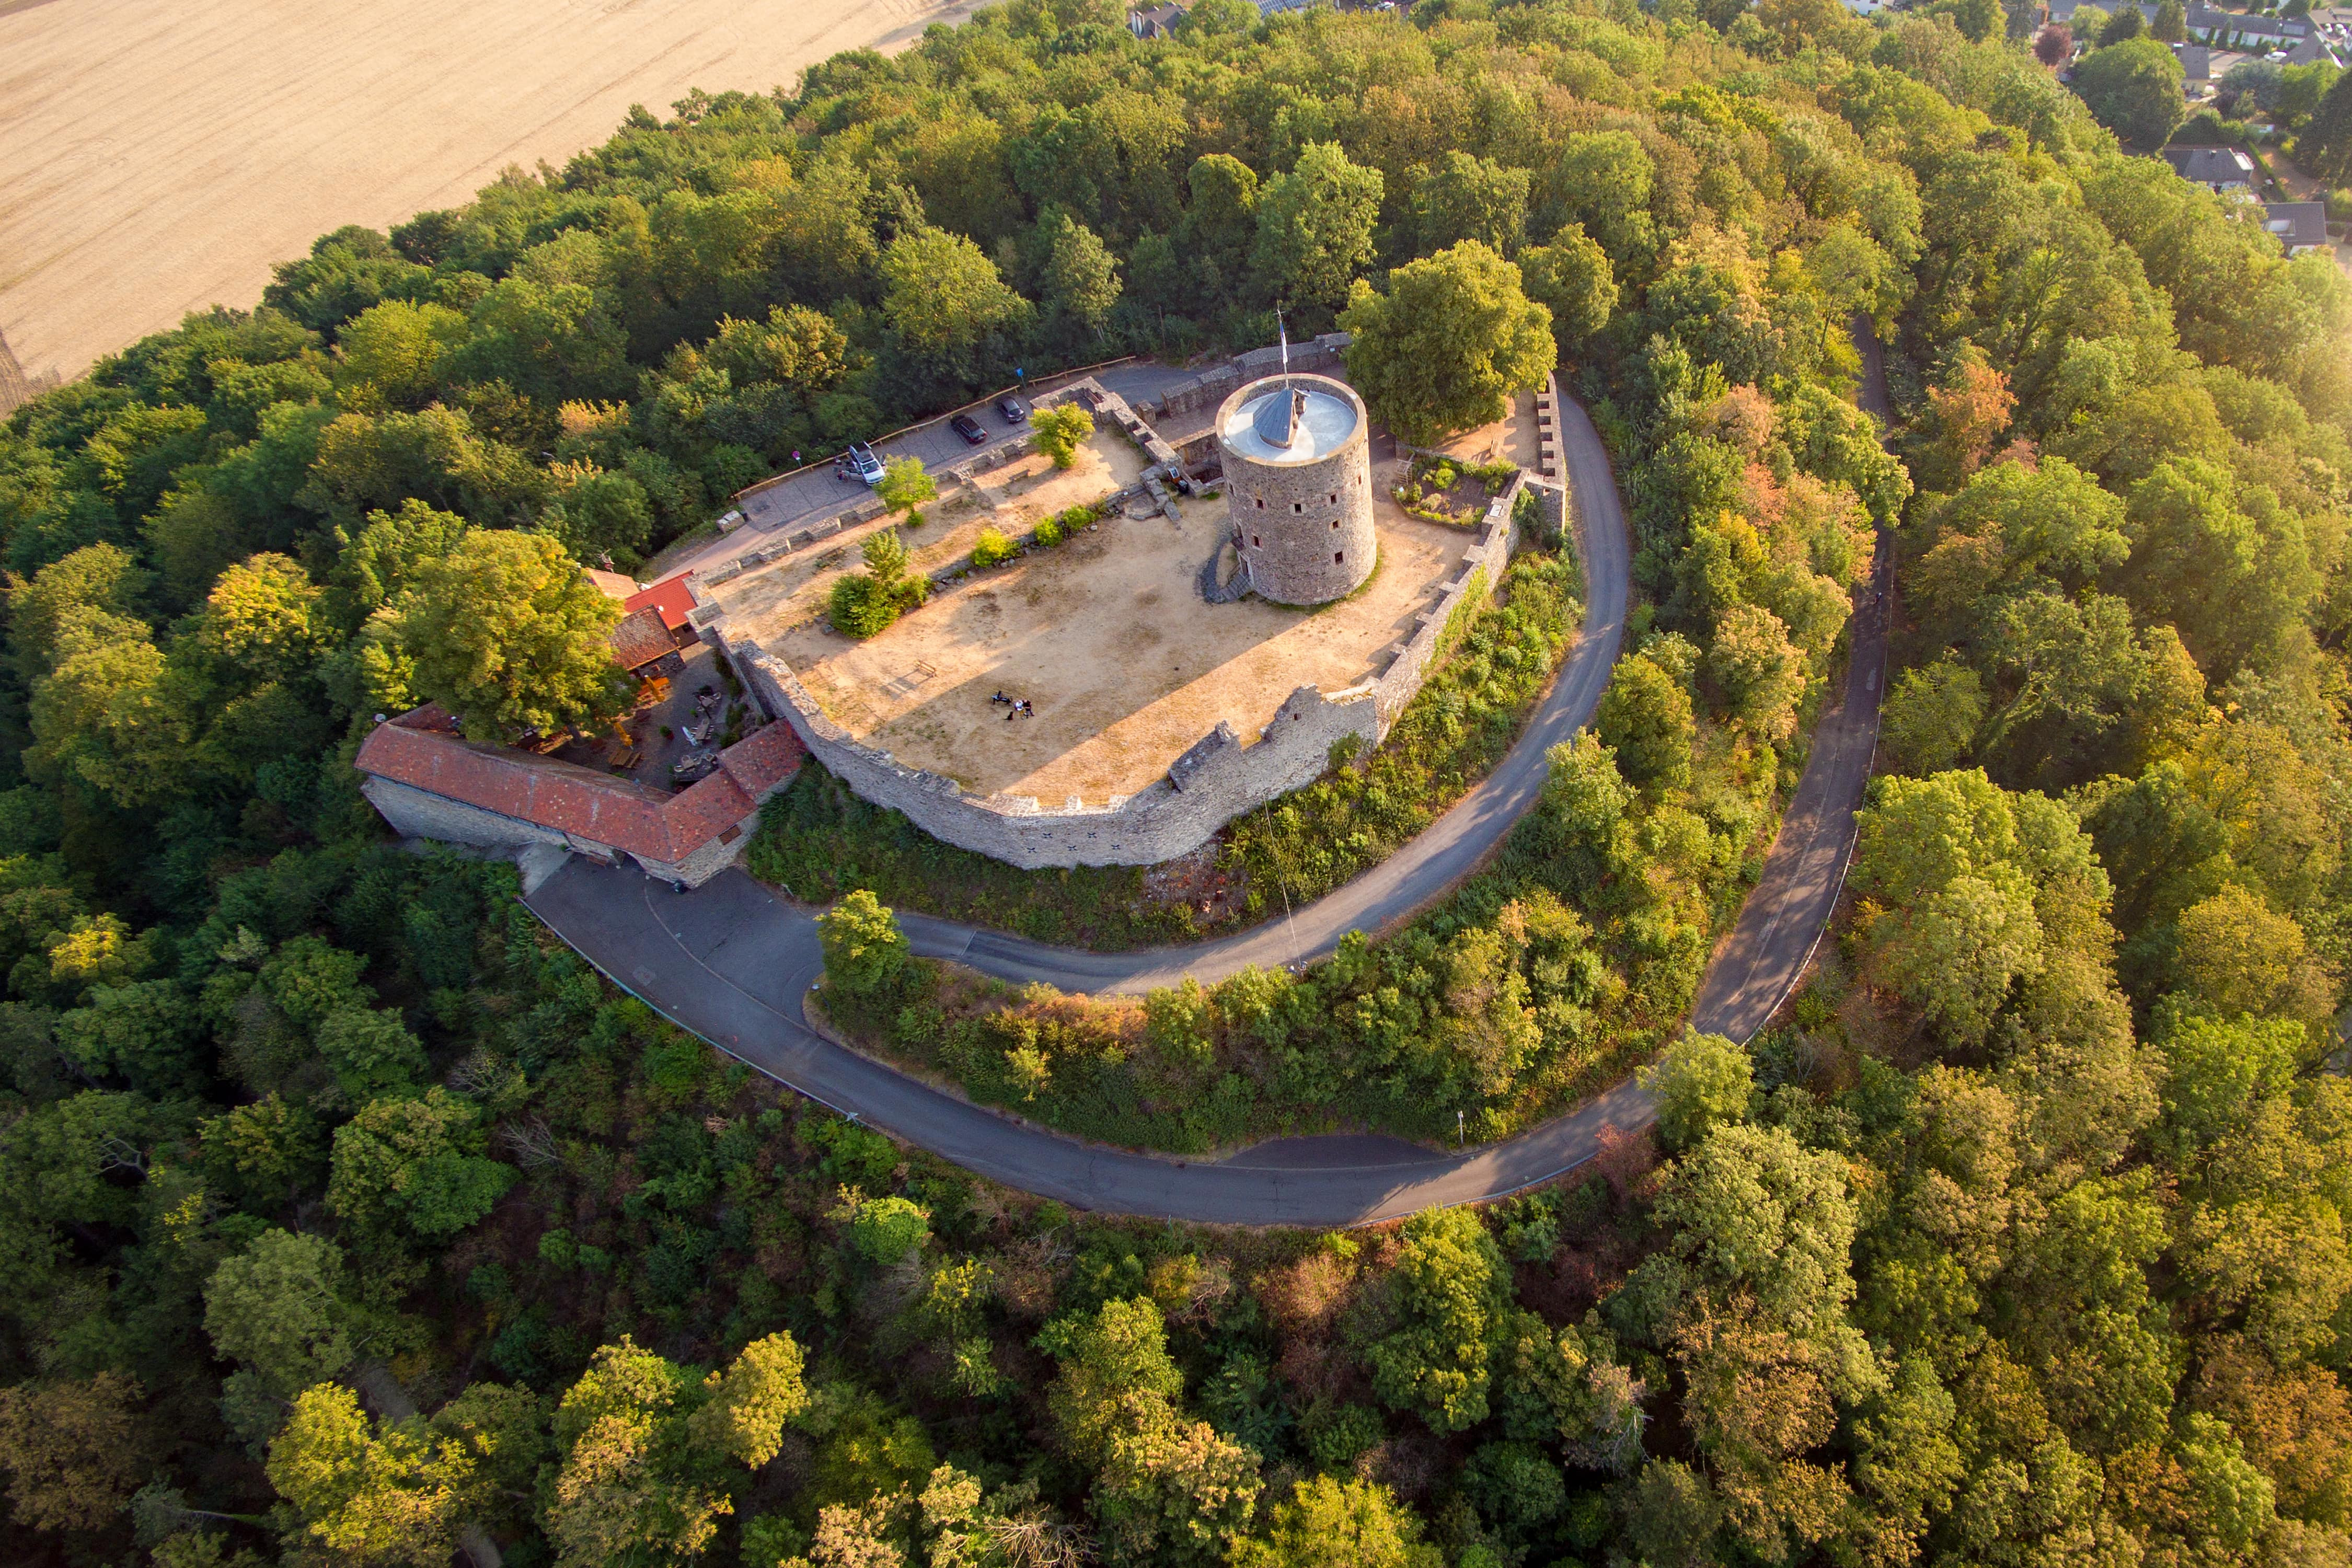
[526,385,1892,1226]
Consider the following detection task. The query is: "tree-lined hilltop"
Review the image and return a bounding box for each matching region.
[2,0,2351,1564]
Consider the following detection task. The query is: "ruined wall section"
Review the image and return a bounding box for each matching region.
[1150,333,1352,427]
[696,469,1544,869]
[722,629,1380,869]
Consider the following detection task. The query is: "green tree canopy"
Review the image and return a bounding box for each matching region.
[1341,241,1556,448]
[1230,1477,1443,1568]
[1517,225,1619,356]
[1595,651,1695,792]
[2075,38,2187,147]
[389,528,631,742]
[1029,401,1096,469]
[203,1229,358,1394]
[1252,143,1385,317]
[1640,1031,1754,1151]
[1367,1207,1512,1433]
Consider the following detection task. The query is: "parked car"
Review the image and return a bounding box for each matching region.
[950,412,987,445]
[996,394,1029,424]
[837,441,886,487]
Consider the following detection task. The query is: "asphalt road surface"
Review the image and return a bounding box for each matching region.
[663,362,1198,582]
[525,383,1894,1225]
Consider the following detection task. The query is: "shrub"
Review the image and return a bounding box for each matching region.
[843,1194,930,1265]
[972,528,1018,568]
[1033,516,1063,548]
[828,573,900,638]
[1028,403,1096,468]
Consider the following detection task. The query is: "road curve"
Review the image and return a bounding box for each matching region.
[893,395,1632,995]
[524,388,1890,1226]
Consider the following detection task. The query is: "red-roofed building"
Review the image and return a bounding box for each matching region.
[625,572,699,633]
[585,567,640,601]
[354,704,804,885]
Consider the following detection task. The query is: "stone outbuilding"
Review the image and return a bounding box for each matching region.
[354,704,804,885]
[1215,372,1375,605]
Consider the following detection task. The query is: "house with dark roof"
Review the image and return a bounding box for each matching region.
[608,606,683,677]
[2184,2,2313,45]
[1127,2,1186,36]
[2162,145,2257,192]
[2263,200,2332,256]
[354,704,804,885]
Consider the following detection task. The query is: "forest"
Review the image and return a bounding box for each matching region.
[3,0,2352,1564]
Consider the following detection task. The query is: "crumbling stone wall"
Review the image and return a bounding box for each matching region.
[699,469,1552,870]
[1149,332,1352,426]
[724,632,1380,869]
[673,335,1576,870]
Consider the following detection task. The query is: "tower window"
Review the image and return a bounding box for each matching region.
[1331,518,1340,529]
[1334,550,1345,564]
[1255,497,1264,509]
[1328,493,1337,504]
[1293,502,1302,513]
[1252,535,1261,547]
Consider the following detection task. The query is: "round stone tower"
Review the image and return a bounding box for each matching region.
[1214,372,1375,605]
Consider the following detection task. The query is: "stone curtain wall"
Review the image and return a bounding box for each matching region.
[1149,333,1352,427]
[676,339,1570,870]
[1369,474,1544,731]
[703,470,1549,870]
[728,632,1382,869]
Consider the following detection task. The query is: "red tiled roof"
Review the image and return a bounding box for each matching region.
[354,705,804,866]
[717,720,806,796]
[586,568,640,600]
[608,607,676,671]
[625,573,698,632]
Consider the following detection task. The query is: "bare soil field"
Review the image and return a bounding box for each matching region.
[712,431,1471,806]
[0,0,976,387]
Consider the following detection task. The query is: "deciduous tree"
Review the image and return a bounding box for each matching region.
[390,528,631,743]
[1251,144,1384,318]
[1341,242,1555,448]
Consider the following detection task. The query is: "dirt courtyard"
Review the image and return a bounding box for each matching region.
[0,0,977,387]
[712,433,1475,805]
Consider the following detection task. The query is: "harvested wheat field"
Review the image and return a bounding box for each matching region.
[0,0,975,387]
[712,431,1473,807]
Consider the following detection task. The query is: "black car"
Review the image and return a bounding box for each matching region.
[996,394,1029,424]
[949,412,987,445]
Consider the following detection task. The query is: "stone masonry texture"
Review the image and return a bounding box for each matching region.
[1215,373,1376,606]
[672,350,1558,870]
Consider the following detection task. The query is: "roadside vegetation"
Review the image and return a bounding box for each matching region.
[2,0,2351,1563]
